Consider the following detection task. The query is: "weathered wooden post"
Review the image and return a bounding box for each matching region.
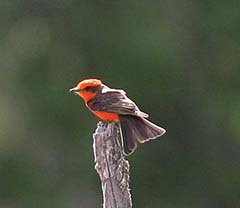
[93,121,132,208]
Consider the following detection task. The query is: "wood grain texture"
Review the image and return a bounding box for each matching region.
[93,122,132,208]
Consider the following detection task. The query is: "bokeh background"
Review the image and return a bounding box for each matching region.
[1,1,240,208]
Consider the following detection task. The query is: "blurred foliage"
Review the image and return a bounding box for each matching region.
[0,0,240,208]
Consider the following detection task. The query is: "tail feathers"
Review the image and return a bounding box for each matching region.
[120,115,166,155]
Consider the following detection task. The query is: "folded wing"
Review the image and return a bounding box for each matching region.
[87,86,148,118]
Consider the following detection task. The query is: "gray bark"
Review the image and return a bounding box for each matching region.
[93,122,132,208]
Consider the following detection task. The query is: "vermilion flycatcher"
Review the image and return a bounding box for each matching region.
[70,78,166,155]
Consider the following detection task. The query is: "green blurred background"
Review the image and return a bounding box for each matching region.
[1,1,240,207]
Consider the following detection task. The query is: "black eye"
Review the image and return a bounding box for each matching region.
[84,86,99,92]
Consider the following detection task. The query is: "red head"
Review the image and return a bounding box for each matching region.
[69,78,103,102]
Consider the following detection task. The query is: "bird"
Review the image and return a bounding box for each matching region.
[69,78,166,155]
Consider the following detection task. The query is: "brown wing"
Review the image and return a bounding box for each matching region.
[87,88,148,118]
